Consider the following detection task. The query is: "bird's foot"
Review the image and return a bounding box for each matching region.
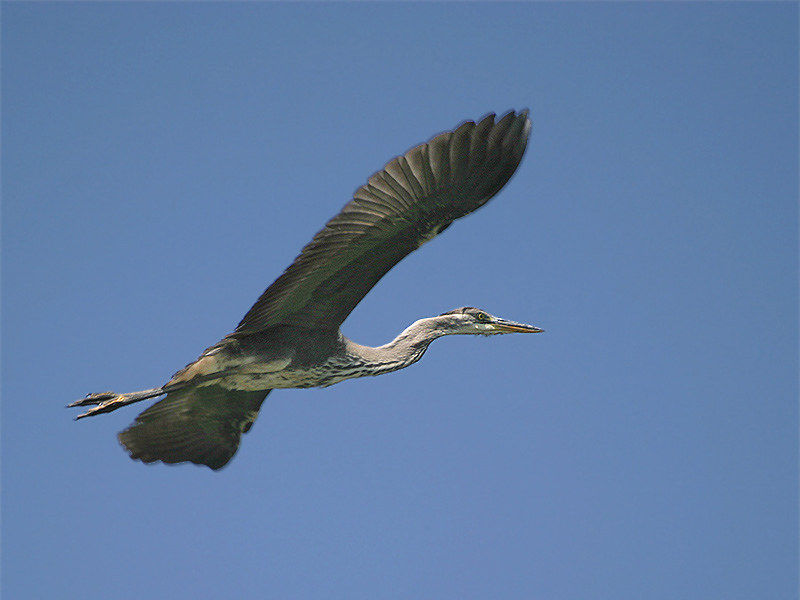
[68,392,128,419]
[68,391,117,408]
[68,388,164,420]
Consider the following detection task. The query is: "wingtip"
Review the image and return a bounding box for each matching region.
[505,108,531,129]
[494,109,532,143]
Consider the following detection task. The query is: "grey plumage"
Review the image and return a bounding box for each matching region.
[70,110,542,470]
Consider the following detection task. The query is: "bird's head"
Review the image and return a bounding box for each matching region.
[435,307,543,336]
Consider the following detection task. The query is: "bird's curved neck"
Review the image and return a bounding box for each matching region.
[344,317,446,376]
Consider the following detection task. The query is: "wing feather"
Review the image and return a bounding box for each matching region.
[234,110,531,333]
[117,386,270,470]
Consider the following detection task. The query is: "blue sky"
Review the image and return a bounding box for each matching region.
[3,3,797,599]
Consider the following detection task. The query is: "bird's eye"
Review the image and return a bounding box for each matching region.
[476,312,488,321]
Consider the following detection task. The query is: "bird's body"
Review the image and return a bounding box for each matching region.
[168,326,419,393]
[71,110,541,470]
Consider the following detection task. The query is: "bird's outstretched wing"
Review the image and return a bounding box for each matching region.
[234,110,531,334]
[117,386,271,470]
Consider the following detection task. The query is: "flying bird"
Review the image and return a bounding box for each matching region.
[70,110,542,470]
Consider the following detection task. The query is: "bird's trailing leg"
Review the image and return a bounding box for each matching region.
[68,370,232,420]
[68,388,166,420]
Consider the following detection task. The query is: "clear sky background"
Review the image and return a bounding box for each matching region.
[3,3,797,599]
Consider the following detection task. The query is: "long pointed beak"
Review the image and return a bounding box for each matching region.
[491,318,544,334]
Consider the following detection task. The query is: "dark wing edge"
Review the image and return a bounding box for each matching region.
[234,109,532,333]
[117,386,271,470]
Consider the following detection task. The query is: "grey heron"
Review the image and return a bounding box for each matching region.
[70,109,542,470]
